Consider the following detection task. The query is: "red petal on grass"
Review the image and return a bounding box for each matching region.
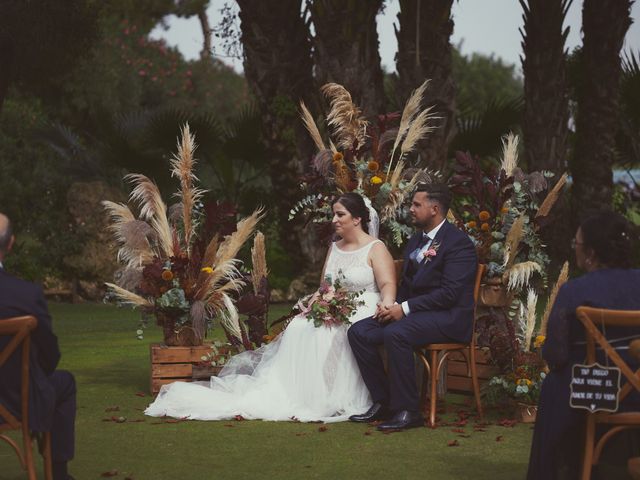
[364,431,373,436]
[473,428,487,432]
[223,424,234,427]
[458,434,471,438]
[447,440,460,447]
[496,435,504,442]
[318,426,328,432]
[134,392,146,397]
[105,406,120,412]
[101,470,118,477]
[234,415,245,421]
[451,428,465,433]
[295,433,307,436]
[498,418,517,428]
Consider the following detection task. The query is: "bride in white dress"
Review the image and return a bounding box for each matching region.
[145,192,396,422]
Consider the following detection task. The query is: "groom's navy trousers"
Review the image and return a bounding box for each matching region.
[348,221,477,413]
[0,268,76,463]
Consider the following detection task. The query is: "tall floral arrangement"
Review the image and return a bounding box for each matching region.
[102,124,263,345]
[289,81,439,247]
[449,133,568,291]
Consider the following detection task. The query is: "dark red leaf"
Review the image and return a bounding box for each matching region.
[458,434,471,438]
[318,426,328,432]
[101,471,118,477]
[451,428,466,433]
[105,406,120,412]
[447,440,460,447]
[498,418,517,428]
[134,392,146,397]
[364,431,373,436]
[223,424,234,427]
[496,435,504,442]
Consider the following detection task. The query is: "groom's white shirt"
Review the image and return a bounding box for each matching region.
[400,218,447,316]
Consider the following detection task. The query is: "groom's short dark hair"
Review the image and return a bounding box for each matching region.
[414,182,451,212]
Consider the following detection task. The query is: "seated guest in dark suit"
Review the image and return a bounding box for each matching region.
[0,213,76,480]
[348,183,477,431]
[527,211,640,479]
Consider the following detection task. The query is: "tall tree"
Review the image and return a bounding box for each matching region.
[237,0,319,266]
[520,0,571,174]
[571,0,633,220]
[310,0,386,116]
[395,0,456,169]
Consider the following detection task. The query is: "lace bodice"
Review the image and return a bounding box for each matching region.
[324,240,381,294]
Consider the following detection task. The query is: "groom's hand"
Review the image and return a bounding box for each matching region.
[378,304,404,323]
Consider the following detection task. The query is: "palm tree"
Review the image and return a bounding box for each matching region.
[519,0,571,175]
[571,0,633,221]
[395,0,456,169]
[310,0,386,116]
[237,0,318,267]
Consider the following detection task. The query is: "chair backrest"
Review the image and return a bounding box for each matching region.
[576,307,640,403]
[470,264,485,346]
[0,316,37,429]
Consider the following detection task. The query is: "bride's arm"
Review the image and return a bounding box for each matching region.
[369,242,396,306]
[319,243,333,283]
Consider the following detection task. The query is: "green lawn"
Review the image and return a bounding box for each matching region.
[3,303,533,480]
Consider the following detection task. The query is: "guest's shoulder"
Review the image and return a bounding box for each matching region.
[0,271,43,297]
[444,221,474,245]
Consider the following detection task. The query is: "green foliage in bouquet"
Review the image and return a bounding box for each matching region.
[102,124,263,344]
[289,81,439,248]
[296,272,364,328]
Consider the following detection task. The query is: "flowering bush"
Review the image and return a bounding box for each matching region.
[486,365,547,405]
[289,81,439,248]
[295,275,364,328]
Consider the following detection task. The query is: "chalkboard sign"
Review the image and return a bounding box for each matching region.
[570,363,621,413]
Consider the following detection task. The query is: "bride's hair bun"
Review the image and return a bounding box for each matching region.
[332,192,370,233]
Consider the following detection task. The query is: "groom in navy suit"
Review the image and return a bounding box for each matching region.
[348,183,477,430]
[0,213,76,480]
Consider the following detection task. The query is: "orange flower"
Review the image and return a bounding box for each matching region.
[367,160,379,172]
[479,210,491,221]
[481,222,490,232]
[467,220,477,229]
[370,176,383,185]
[161,269,174,281]
[332,152,344,163]
[501,206,509,214]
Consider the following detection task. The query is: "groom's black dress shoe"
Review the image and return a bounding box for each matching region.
[376,410,424,431]
[349,403,391,423]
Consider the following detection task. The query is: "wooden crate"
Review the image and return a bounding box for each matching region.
[150,343,214,395]
[446,347,500,393]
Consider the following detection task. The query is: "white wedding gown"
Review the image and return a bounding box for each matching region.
[145,240,381,423]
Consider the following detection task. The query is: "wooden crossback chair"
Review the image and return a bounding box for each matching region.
[415,264,486,426]
[576,306,640,480]
[0,315,53,480]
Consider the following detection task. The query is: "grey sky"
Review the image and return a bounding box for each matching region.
[150,0,640,74]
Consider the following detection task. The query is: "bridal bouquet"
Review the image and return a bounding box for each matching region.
[296,277,364,328]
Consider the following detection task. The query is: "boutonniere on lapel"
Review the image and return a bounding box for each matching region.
[421,241,440,263]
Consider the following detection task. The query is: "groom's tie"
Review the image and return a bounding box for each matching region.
[407,234,430,276]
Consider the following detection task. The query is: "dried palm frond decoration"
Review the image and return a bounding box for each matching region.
[503,214,527,269]
[535,172,568,221]
[504,261,542,291]
[500,133,519,178]
[103,123,264,346]
[290,81,439,247]
[518,288,538,352]
[539,261,569,336]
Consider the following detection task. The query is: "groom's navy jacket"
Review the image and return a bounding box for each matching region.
[0,267,61,432]
[396,220,477,343]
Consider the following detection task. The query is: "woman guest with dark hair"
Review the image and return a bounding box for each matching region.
[527,211,640,479]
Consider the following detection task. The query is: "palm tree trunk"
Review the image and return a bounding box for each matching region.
[520,0,571,175]
[237,0,321,267]
[395,0,456,169]
[571,0,632,221]
[310,0,386,117]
